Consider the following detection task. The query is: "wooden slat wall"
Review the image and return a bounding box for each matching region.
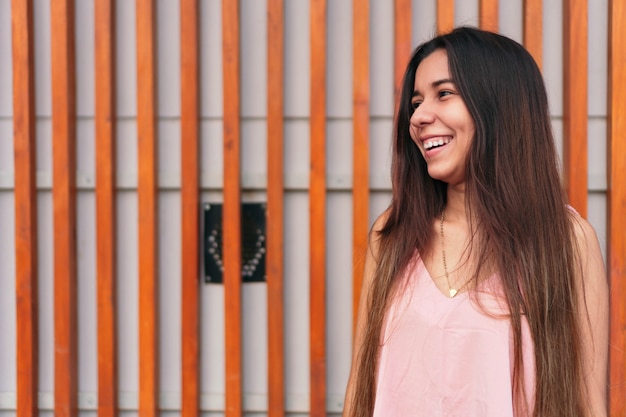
[352,0,370,333]
[94,0,118,416]
[437,0,455,34]
[8,1,626,416]
[523,0,542,69]
[562,0,588,217]
[267,0,285,416]
[480,0,498,31]
[180,0,200,416]
[309,1,327,416]
[608,1,626,415]
[222,0,243,416]
[11,1,39,416]
[394,0,412,103]
[51,1,78,416]
[136,0,159,416]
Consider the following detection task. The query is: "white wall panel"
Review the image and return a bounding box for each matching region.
[77,191,97,393]
[158,120,182,188]
[116,119,138,188]
[116,0,137,117]
[76,0,95,118]
[588,0,608,116]
[0,121,13,188]
[327,119,353,189]
[199,0,223,119]
[34,0,51,117]
[283,191,310,409]
[325,192,353,404]
[498,0,523,42]
[36,192,54,393]
[284,0,309,118]
[117,191,139,394]
[241,119,268,189]
[158,191,182,395]
[200,120,224,190]
[241,0,268,119]
[455,0,479,28]
[158,0,181,118]
[0,192,16,391]
[327,0,352,119]
[283,119,310,189]
[371,0,394,117]
[543,0,563,117]
[412,0,437,45]
[0,0,12,117]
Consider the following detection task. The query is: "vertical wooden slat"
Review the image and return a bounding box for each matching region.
[608,0,626,414]
[352,0,369,334]
[222,0,242,416]
[437,0,455,34]
[479,0,498,31]
[12,1,39,416]
[95,0,118,416]
[180,0,200,416]
[523,0,543,70]
[562,0,588,217]
[136,0,159,415]
[393,0,411,105]
[310,1,326,416]
[51,1,78,416]
[267,0,285,416]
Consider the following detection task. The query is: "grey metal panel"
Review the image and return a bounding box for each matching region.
[0,0,12,117]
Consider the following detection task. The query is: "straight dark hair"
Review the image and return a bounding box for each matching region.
[350,27,586,417]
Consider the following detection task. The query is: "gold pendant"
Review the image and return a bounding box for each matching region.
[449,288,458,298]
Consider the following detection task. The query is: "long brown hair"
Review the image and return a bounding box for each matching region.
[350,27,586,417]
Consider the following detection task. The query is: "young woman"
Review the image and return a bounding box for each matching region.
[343,27,608,417]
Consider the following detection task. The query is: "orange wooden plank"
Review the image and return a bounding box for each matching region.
[479,0,498,31]
[94,0,118,416]
[310,1,326,416]
[267,0,285,416]
[608,0,626,414]
[523,0,542,70]
[562,0,588,217]
[136,0,159,415]
[180,0,200,416]
[51,1,78,416]
[222,0,243,416]
[11,1,39,416]
[393,0,411,105]
[352,0,369,335]
[437,0,454,34]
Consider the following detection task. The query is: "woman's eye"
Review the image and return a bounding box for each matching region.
[439,90,453,98]
[411,100,422,110]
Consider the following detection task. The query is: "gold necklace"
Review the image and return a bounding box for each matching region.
[440,208,472,298]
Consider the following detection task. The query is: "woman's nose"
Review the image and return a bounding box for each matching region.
[410,103,435,127]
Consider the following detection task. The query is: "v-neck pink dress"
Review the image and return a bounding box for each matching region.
[373,256,535,417]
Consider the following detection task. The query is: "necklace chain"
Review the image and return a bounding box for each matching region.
[440,208,472,298]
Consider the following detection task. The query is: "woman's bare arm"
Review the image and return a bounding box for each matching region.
[573,214,610,416]
[342,213,387,417]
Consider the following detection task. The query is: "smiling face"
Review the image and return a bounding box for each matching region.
[409,49,475,187]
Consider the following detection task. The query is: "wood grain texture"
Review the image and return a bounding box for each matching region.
[267,0,285,416]
[608,0,626,414]
[95,0,118,416]
[310,1,326,416]
[136,0,159,415]
[479,0,498,31]
[393,0,411,105]
[12,1,39,416]
[352,0,370,335]
[51,1,78,415]
[180,1,200,416]
[523,0,542,70]
[437,0,454,34]
[562,0,588,217]
[222,0,243,416]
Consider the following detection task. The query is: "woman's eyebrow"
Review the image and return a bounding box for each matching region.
[412,78,455,97]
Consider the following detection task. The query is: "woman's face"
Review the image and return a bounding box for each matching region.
[409,49,475,187]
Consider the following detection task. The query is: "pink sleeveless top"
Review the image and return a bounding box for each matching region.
[373,257,535,417]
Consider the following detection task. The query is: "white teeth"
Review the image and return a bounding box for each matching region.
[424,138,450,149]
